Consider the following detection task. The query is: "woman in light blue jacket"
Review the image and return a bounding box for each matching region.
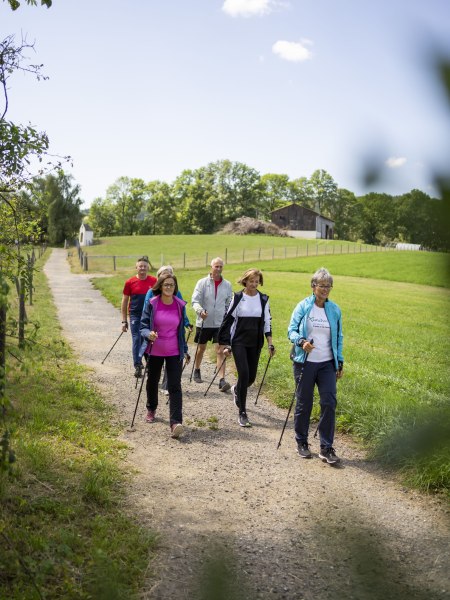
[288,268,344,464]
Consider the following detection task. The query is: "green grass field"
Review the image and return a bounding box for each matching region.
[72,234,449,289]
[92,248,450,494]
[0,260,156,599]
[71,234,383,274]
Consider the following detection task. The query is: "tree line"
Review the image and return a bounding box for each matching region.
[84,164,448,251]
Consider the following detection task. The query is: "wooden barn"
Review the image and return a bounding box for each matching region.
[271,203,335,239]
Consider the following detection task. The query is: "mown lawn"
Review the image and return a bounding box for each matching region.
[70,234,376,274]
[93,252,450,494]
[0,258,157,599]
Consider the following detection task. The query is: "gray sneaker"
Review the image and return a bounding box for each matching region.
[319,447,340,464]
[238,412,251,427]
[297,442,312,459]
[193,369,203,383]
[219,378,231,392]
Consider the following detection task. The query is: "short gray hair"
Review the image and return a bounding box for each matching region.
[311,267,333,287]
[210,257,224,267]
[157,264,174,278]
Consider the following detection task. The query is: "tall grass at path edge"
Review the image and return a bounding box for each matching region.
[92,249,450,495]
[0,253,157,599]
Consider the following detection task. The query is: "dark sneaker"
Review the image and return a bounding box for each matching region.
[219,378,231,392]
[145,410,156,423]
[319,447,341,464]
[171,423,184,439]
[238,412,251,427]
[193,369,203,383]
[297,442,312,459]
[134,364,143,378]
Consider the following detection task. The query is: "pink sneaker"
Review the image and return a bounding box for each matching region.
[170,423,183,439]
[145,410,156,423]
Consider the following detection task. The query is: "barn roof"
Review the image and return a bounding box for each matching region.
[271,203,327,218]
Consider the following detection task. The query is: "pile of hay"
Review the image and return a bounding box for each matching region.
[221,217,288,236]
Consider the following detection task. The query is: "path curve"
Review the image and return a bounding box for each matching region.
[44,249,449,600]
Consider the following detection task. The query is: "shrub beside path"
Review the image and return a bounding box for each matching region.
[44,249,449,600]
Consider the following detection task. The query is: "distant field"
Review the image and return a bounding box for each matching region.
[263,251,450,288]
[92,251,450,492]
[70,234,381,274]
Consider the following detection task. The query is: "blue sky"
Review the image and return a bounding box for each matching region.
[2,0,450,207]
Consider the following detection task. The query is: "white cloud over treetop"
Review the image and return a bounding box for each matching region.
[272,40,313,62]
[386,157,407,168]
[222,0,274,18]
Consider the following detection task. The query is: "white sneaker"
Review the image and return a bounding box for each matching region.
[171,423,184,439]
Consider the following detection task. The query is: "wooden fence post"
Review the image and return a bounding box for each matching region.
[27,254,33,306]
[18,277,26,349]
[113,256,116,271]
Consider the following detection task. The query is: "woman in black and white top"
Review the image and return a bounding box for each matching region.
[218,268,275,427]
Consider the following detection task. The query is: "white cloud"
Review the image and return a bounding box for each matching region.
[272,40,313,62]
[222,0,273,18]
[386,156,407,169]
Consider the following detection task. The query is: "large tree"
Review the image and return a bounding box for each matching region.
[88,197,116,237]
[106,177,145,236]
[44,171,82,244]
[309,169,339,216]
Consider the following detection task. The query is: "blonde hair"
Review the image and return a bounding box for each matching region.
[238,268,263,287]
[157,265,174,278]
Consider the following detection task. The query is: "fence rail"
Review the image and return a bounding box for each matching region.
[73,241,415,273]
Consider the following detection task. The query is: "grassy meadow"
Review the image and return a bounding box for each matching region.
[0,259,156,599]
[92,241,450,494]
[70,234,381,274]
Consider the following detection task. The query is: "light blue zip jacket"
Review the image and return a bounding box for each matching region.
[288,293,344,369]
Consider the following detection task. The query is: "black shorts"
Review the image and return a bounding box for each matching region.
[194,326,219,344]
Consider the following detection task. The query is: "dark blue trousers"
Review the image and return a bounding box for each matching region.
[293,359,337,449]
[130,316,142,368]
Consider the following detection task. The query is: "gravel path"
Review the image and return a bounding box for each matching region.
[44,249,449,600]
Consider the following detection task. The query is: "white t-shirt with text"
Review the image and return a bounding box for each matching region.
[305,304,333,363]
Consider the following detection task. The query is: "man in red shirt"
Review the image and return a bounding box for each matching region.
[121,256,157,377]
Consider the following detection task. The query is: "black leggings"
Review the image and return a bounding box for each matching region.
[231,345,261,413]
[146,355,182,425]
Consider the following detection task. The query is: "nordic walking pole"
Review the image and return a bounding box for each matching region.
[130,354,149,430]
[277,339,313,450]
[189,320,204,382]
[130,336,155,429]
[254,354,272,405]
[203,355,227,397]
[181,327,193,375]
[101,330,124,364]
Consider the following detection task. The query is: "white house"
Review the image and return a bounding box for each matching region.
[79,223,94,246]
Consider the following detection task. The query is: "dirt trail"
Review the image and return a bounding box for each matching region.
[44,249,449,600]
